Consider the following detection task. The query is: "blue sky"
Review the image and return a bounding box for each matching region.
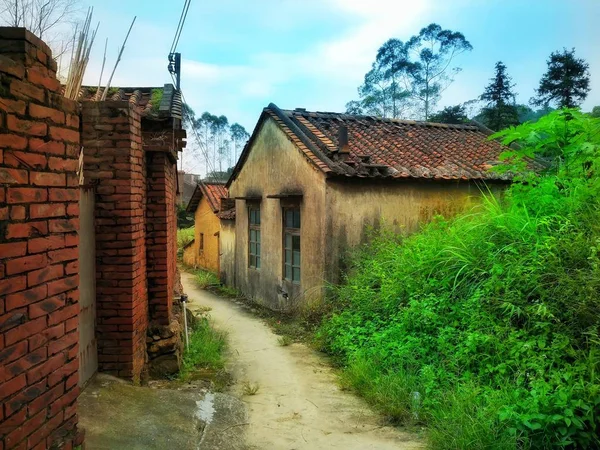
[80,0,599,172]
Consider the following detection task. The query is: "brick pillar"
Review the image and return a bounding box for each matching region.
[0,27,83,449]
[146,151,176,325]
[81,101,148,382]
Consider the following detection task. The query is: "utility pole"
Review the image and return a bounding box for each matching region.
[168,52,183,170]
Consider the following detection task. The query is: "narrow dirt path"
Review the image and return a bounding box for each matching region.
[182,272,422,450]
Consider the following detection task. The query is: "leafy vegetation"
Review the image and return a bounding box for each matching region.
[179,316,227,381]
[317,110,600,448]
[150,88,163,113]
[479,61,520,131]
[193,269,220,289]
[176,226,195,259]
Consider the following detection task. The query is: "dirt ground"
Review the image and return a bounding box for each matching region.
[182,272,423,450]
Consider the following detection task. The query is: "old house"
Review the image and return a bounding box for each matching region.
[221,103,513,311]
[183,182,228,272]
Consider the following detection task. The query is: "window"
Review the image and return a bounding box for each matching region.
[283,208,300,283]
[199,233,204,253]
[249,206,261,269]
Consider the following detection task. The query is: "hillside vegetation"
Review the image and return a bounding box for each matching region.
[318,110,600,449]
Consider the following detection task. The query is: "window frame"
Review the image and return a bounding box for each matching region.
[199,233,204,253]
[282,207,301,284]
[248,205,261,269]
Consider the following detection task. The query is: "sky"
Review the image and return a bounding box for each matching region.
[71,0,600,173]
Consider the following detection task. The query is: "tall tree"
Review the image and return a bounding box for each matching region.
[230,123,249,163]
[0,0,80,40]
[479,61,519,131]
[404,24,472,120]
[531,48,591,108]
[429,105,468,124]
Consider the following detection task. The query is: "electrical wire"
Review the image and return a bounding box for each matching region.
[169,0,192,55]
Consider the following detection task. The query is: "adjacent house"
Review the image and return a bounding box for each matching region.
[184,182,228,272]
[219,103,516,311]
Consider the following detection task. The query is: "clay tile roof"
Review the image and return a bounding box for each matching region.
[216,208,236,220]
[71,84,182,119]
[186,182,228,213]
[228,103,545,186]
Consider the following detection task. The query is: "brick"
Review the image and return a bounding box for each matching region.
[0,275,27,296]
[30,171,65,186]
[0,205,7,221]
[7,187,47,203]
[47,358,77,388]
[0,310,27,334]
[0,133,27,149]
[29,138,65,155]
[27,235,65,254]
[49,126,79,143]
[7,115,47,136]
[49,218,78,233]
[65,316,77,332]
[65,233,78,247]
[48,331,77,355]
[65,261,78,275]
[29,103,65,124]
[26,410,63,448]
[30,203,65,219]
[0,408,26,436]
[26,352,66,384]
[29,323,64,351]
[0,374,26,401]
[6,254,47,275]
[0,242,27,258]
[27,67,61,91]
[48,248,78,264]
[66,114,79,128]
[28,264,64,287]
[0,167,28,184]
[28,382,64,415]
[49,386,78,417]
[4,380,46,417]
[29,295,66,318]
[6,284,47,310]
[0,340,27,366]
[48,303,78,326]
[4,409,46,448]
[10,205,26,220]
[4,150,47,169]
[6,221,48,239]
[67,203,79,216]
[65,372,78,391]
[0,98,26,115]
[49,188,78,202]
[5,347,47,380]
[5,317,46,346]
[0,54,25,78]
[47,275,78,296]
[10,79,44,102]
[48,156,78,172]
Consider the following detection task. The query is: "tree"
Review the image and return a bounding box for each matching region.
[516,104,554,124]
[0,0,80,40]
[590,106,600,118]
[404,24,472,120]
[479,61,519,131]
[531,48,591,108]
[230,123,249,163]
[429,105,468,124]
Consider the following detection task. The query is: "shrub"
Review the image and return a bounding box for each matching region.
[177,227,195,259]
[318,110,600,448]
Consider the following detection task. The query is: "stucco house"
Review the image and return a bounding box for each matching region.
[184,182,228,272]
[219,103,514,311]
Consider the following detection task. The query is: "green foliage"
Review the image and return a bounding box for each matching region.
[176,226,195,259]
[479,61,520,131]
[531,48,591,109]
[318,110,600,448]
[177,203,194,229]
[429,105,469,124]
[194,269,219,289]
[180,316,227,381]
[150,88,163,113]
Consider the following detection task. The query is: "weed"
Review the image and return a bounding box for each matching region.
[278,335,293,346]
[194,269,219,289]
[242,381,260,396]
[179,316,227,382]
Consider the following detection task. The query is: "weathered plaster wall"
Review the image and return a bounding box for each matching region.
[184,197,221,272]
[325,179,505,284]
[227,118,327,311]
[218,220,235,285]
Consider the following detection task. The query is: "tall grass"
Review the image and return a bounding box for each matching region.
[318,110,600,449]
[180,316,227,381]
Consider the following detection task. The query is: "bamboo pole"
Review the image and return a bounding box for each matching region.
[96,38,108,101]
[101,16,136,101]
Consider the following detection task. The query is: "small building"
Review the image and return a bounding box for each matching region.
[220,104,515,311]
[184,182,228,272]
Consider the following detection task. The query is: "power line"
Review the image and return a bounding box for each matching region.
[169,0,191,55]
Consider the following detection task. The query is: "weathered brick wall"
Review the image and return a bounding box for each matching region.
[146,151,175,325]
[0,27,83,450]
[81,101,148,382]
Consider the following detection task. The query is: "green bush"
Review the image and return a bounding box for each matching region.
[318,110,600,449]
[177,227,195,259]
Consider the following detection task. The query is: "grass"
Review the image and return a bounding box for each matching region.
[194,269,220,289]
[179,316,227,382]
[277,335,293,346]
[242,381,260,396]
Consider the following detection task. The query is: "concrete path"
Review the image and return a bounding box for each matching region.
[182,271,423,450]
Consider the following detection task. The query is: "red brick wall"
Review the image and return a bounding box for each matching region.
[146,151,176,325]
[0,27,83,450]
[81,101,148,382]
